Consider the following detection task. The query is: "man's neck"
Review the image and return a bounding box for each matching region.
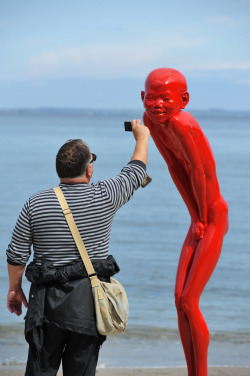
[60,176,89,184]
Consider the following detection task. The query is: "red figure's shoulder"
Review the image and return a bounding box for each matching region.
[143,111,203,142]
[169,111,196,130]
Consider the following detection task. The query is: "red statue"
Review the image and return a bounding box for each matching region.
[141,68,228,376]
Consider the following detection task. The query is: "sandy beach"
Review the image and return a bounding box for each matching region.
[96,367,250,376]
[0,367,249,376]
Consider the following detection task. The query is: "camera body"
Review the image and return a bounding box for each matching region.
[124,122,132,132]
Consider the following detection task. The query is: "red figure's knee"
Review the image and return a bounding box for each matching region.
[181,293,195,316]
[175,292,195,315]
[175,293,182,311]
[175,292,187,314]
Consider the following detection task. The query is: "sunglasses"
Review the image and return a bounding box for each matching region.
[89,153,97,164]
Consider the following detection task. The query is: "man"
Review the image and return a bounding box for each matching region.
[7,119,150,376]
[141,68,228,376]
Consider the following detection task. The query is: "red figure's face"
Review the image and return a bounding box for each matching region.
[141,68,189,124]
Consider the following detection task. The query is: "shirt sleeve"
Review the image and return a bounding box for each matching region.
[101,160,146,210]
[6,199,33,265]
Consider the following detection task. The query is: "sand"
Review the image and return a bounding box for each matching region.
[0,366,249,376]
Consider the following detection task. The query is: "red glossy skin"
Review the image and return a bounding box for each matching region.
[141,68,228,376]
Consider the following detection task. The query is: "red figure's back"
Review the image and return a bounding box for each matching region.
[141,68,228,376]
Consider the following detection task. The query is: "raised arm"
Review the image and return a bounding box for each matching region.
[130,118,150,165]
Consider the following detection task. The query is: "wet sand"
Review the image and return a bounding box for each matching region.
[0,366,249,376]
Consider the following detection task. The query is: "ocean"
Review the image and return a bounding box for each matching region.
[0,109,250,368]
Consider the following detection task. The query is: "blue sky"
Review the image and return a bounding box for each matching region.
[0,0,249,110]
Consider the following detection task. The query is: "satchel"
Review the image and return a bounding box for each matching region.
[53,186,129,336]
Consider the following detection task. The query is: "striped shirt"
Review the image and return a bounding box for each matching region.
[6,161,146,266]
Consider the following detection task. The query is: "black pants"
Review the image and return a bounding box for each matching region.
[25,322,102,376]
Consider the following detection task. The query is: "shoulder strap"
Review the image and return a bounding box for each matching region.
[53,185,96,278]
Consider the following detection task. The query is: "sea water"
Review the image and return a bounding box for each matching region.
[0,109,249,367]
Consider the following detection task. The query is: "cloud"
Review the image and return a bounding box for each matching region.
[205,15,249,27]
[181,61,250,71]
[237,77,250,85]
[29,44,155,78]
[3,35,249,82]
[28,37,206,79]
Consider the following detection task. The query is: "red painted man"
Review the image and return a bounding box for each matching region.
[141,68,228,376]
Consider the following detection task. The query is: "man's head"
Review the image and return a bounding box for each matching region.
[141,68,189,124]
[56,139,92,179]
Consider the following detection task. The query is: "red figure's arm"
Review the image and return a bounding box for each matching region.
[170,117,207,225]
[143,113,199,222]
[163,149,200,223]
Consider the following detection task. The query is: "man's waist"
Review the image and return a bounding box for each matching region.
[25,255,120,285]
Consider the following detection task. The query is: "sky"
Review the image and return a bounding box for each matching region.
[0,0,250,111]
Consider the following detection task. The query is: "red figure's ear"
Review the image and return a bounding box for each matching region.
[181,92,189,109]
[141,91,145,101]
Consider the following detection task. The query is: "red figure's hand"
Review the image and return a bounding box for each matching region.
[192,221,208,241]
[7,289,28,316]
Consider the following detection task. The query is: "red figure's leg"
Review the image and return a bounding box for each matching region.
[181,222,226,376]
[175,200,228,376]
[175,225,197,376]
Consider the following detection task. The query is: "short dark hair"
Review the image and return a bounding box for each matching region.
[56,139,91,178]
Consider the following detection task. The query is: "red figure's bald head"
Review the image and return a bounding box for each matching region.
[145,68,187,93]
[142,68,189,124]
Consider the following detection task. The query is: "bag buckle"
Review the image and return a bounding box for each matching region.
[63,208,72,216]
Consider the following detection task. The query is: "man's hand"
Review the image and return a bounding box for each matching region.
[130,119,150,165]
[192,221,208,241]
[131,119,150,141]
[7,288,28,316]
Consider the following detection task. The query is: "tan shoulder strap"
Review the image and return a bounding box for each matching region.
[53,185,96,278]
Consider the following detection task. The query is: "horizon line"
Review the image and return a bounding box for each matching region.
[0,107,250,115]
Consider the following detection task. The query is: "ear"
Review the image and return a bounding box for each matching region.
[85,164,92,179]
[141,91,145,102]
[181,92,189,109]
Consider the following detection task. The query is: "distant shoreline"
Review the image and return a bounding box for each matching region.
[0,107,250,117]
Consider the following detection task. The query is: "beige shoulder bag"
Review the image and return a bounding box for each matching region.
[53,186,129,336]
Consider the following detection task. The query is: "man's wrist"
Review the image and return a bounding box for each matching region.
[128,160,146,171]
[8,286,22,292]
[135,137,149,144]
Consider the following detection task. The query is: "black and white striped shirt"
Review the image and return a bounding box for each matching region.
[6,161,146,266]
